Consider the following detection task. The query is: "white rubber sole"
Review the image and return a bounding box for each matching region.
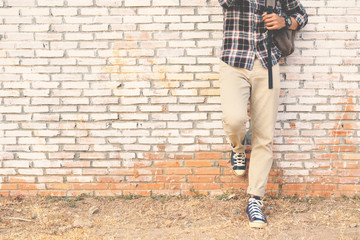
[249,220,267,228]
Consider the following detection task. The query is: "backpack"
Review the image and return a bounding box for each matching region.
[264,0,297,89]
[266,0,296,57]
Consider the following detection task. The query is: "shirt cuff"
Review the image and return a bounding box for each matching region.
[291,13,308,30]
[218,0,236,8]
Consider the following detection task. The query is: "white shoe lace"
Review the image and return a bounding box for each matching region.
[248,198,266,221]
[233,152,246,166]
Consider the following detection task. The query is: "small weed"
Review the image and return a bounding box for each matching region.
[341,194,349,200]
[43,195,61,203]
[116,193,143,200]
[108,196,117,201]
[288,193,304,203]
[60,197,79,208]
[216,192,231,200]
[215,189,239,200]
[121,194,134,200]
[59,194,88,207]
[189,186,198,195]
[189,186,207,199]
[150,194,174,203]
[352,195,360,200]
[340,194,360,201]
[305,196,326,204]
[74,195,84,201]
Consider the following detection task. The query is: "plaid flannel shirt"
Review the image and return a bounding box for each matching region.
[218,0,308,70]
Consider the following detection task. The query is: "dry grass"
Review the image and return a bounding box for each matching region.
[0,191,359,240]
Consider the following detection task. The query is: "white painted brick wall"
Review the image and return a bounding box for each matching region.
[0,0,359,197]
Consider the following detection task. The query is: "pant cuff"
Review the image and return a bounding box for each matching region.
[247,186,265,198]
[232,146,246,154]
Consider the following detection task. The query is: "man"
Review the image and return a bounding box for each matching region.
[217,0,308,228]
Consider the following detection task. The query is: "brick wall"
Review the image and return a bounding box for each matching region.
[0,0,359,198]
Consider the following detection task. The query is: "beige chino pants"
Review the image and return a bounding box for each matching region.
[219,56,280,198]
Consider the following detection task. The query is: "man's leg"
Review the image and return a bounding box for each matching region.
[219,59,251,157]
[247,57,281,198]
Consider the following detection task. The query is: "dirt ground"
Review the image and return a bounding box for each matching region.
[0,192,359,240]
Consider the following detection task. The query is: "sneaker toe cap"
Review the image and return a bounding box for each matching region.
[233,169,246,176]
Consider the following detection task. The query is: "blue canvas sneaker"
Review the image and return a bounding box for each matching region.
[246,196,267,228]
[230,150,246,176]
